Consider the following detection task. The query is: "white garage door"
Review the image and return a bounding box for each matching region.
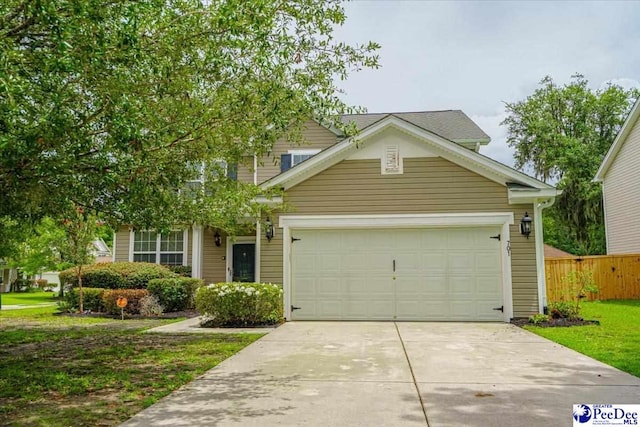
[290,227,504,321]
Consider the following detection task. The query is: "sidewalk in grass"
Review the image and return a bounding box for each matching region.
[146,317,277,334]
[0,303,57,311]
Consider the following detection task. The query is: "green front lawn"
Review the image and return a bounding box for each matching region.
[1,291,58,306]
[525,300,640,377]
[0,305,263,426]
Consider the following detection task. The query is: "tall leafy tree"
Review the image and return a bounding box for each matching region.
[57,206,99,309]
[6,217,66,277]
[0,0,379,255]
[503,75,638,254]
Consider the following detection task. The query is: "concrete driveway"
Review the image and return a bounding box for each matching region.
[122,322,640,427]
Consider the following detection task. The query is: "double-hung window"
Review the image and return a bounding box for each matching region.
[281,149,321,172]
[131,230,187,266]
[289,149,320,166]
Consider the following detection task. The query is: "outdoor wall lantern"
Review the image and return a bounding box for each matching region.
[265,218,275,242]
[520,212,532,239]
[214,231,222,247]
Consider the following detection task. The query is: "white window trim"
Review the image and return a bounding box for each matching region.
[288,149,321,166]
[279,213,515,322]
[129,229,189,266]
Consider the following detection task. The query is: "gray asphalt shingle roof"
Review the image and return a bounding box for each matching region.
[340,110,490,143]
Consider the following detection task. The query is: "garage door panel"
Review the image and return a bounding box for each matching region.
[316,277,342,295]
[475,276,503,297]
[475,253,501,271]
[422,252,447,272]
[447,253,475,272]
[449,275,476,294]
[291,227,504,321]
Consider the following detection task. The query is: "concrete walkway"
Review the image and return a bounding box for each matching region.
[146,317,277,334]
[122,322,640,427]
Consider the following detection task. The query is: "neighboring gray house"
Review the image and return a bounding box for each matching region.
[594,99,640,254]
[115,111,560,321]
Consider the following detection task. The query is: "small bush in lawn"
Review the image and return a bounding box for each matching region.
[529,313,550,325]
[59,262,177,289]
[548,301,580,320]
[35,279,48,290]
[147,278,204,312]
[63,288,106,312]
[140,295,164,317]
[196,282,283,327]
[102,289,149,315]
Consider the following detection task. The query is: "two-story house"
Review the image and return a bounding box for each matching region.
[113,110,558,322]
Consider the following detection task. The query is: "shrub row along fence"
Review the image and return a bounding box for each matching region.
[545,254,640,301]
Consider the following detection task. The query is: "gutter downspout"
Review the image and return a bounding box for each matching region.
[534,197,556,313]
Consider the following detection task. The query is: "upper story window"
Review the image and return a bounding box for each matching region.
[182,161,237,197]
[131,230,187,266]
[281,149,321,172]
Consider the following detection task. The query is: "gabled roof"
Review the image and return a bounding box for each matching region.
[262,115,556,201]
[594,98,640,182]
[341,110,491,145]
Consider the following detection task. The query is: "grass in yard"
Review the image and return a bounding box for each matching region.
[0,305,111,327]
[525,300,640,378]
[1,291,58,306]
[0,312,263,426]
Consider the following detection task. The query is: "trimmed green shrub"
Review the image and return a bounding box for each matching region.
[165,265,192,277]
[63,288,106,312]
[102,289,149,315]
[59,262,178,290]
[196,282,283,327]
[147,278,204,312]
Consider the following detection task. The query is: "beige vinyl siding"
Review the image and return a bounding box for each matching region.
[261,157,539,318]
[260,214,283,285]
[114,226,130,262]
[603,115,640,254]
[202,228,226,284]
[236,156,255,184]
[257,121,338,183]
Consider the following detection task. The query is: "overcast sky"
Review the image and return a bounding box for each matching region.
[333,1,640,167]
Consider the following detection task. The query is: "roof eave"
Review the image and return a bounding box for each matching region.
[594,98,640,182]
[262,115,554,191]
[508,188,562,204]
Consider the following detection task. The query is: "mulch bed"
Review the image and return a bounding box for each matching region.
[511,318,600,328]
[57,310,199,320]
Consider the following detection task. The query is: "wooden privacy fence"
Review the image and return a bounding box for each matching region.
[545,254,640,301]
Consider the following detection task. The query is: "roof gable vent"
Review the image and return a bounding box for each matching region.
[382,145,402,175]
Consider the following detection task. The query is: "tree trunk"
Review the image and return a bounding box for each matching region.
[78,265,83,313]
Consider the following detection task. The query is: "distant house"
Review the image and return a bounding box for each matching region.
[594,99,640,254]
[0,262,18,293]
[0,238,112,292]
[543,244,574,259]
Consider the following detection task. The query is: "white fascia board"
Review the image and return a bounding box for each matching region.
[508,188,561,204]
[279,213,515,229]
[594,98,640,182]
[254,196,283,205]
[263,116,553,191]
[453,137,491,145]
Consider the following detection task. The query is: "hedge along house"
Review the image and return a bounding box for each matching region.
[114,111,559,322]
